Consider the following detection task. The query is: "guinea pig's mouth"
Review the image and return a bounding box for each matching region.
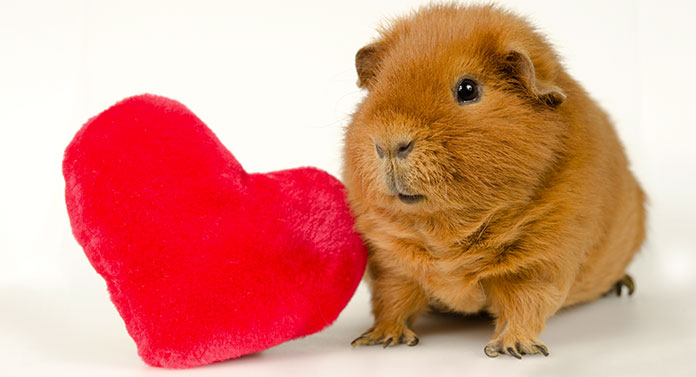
[385,171,424,204]
[397,193,424,204]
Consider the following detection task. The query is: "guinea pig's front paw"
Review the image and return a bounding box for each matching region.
[484,334,549,359]
[351,323,419,348]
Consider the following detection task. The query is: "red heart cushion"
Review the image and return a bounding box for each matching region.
[63,95,367,368]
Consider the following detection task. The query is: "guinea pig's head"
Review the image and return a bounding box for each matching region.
[344,4,570,215]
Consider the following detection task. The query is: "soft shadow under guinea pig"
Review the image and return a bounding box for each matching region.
[343,3,646,359]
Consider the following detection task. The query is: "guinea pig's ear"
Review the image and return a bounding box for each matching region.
[355,42,386,89]
[502,49,566,107]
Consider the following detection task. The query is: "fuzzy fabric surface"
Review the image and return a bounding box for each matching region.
[63,94,367,368]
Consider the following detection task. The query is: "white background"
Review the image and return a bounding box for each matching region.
[1,0,695,376]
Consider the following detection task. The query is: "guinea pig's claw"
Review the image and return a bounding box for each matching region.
[621,274,635,296]
[610,274,635,296]
[484,344,499,358]
[382,337,393,348]
[507,347,522,359]
[533,344,549,357]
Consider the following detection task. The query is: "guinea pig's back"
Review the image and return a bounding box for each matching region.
[559,75,646,306]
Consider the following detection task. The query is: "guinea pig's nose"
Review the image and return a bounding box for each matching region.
[395,141,414,159]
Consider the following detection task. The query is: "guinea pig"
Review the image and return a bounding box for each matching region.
[343,4,646,359]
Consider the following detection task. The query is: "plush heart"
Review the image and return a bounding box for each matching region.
[63,95,367,368]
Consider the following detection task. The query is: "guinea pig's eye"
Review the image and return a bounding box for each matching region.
[455,78,480,104]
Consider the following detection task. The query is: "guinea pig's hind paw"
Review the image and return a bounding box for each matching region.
[611,274,635,296]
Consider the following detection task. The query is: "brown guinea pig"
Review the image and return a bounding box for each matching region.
[343,4,646,358]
